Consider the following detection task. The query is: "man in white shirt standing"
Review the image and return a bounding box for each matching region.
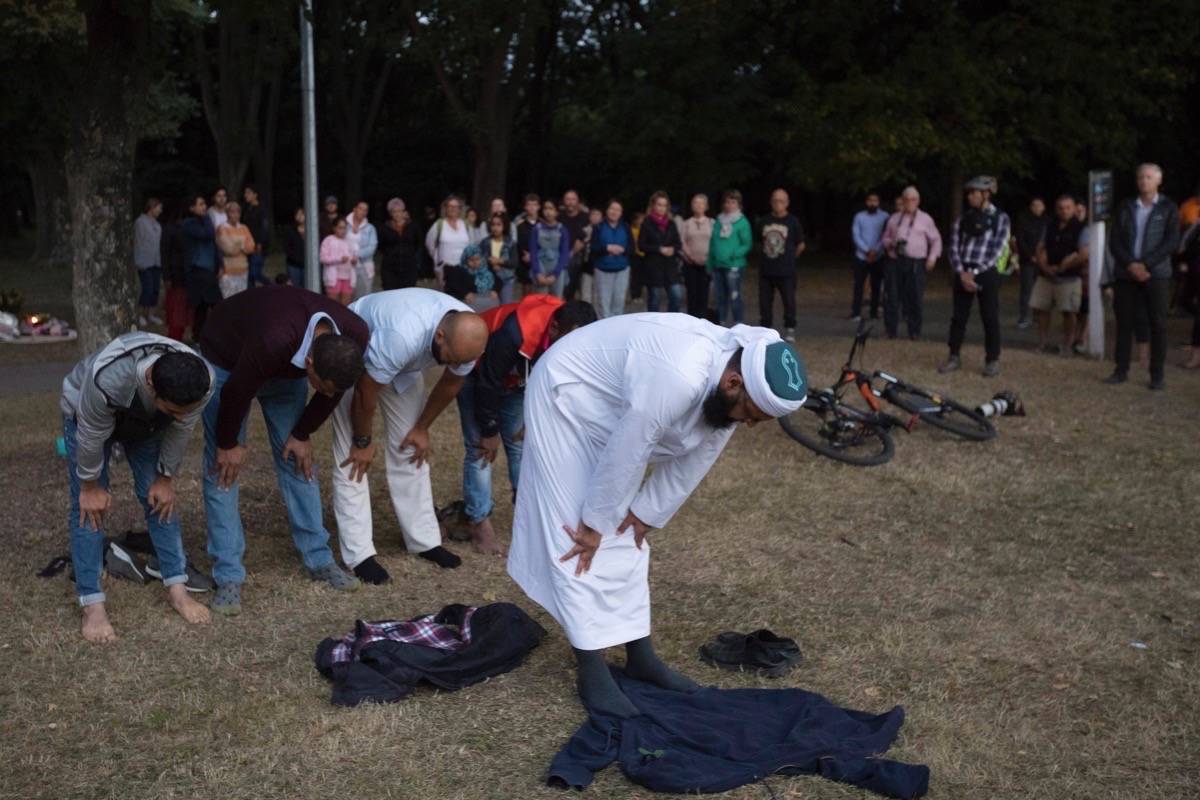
[345,200,378,301]
[506,313,808,717]
[331,288,490,584]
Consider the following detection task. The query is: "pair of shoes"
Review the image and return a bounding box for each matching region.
[784,327,795,342]
[699,629,803,678]
[1016,317,1032,329]
[1102,372,1127,385]
[846,313,862,321]
[1149,379,1165,391]
[145,556,215,593]
[308,562,360,591]
[937,355,961,374]
[1071,342,1086,356]
[982,360,1001,377]
[212,582,242,615]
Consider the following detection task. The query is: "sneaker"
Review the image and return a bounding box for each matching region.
[1016,317,1032,329]
[212,582,242,615]
[982,360,1000,377]
[699,629,803,678]
[1149,378,1165,391]
[1071,342,1086,356]
[104,539,149,584]
[145,556,214,593]
[784,327,795,343]
[846,313,862,321]
[1102,372,1127,385]
[308,562,360,591]
[937,355,961,374]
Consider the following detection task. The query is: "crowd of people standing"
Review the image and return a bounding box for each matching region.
[132,164,1200,390]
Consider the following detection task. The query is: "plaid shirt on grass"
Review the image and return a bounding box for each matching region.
[948,204,1011,275]
[328,607,478,665]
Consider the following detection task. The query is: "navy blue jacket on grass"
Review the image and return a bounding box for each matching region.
[548,668,929,798]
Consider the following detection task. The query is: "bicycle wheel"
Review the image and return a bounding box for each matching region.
[882,384,996,441]
[779,403,895,466]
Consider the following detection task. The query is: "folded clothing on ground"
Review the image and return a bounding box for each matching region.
[314,602,546,707]
[549,667,929,799]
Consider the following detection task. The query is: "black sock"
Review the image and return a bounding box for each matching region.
[352,556,391,585]
[624,637,699,692]
[574,648,638,718]
[418,545,462,569]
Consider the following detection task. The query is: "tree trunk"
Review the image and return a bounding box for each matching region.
[65,88,136,353]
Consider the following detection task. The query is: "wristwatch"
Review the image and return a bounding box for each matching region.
[353,435,372,449]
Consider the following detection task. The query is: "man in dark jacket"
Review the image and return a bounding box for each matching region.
[1013,196,1048,328]
[758,188,806,341]
[457,297,597,555]
[199,285,369,614]
[242,185,272,287]
[1104,163,1180,390]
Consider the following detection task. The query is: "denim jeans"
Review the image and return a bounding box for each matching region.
[287,264,306,289]
[202,363,336,585]
[532,271,567,298]
[64,415,188,605]
[456,377,524,523]
[712,269,744,324]
[137,266,162,307]
[248,253,270,287]
[647,282,684,313]
[594,268,629,318]
[497,269,516,304]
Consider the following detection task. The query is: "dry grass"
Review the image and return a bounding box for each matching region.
[0,262,1197,800]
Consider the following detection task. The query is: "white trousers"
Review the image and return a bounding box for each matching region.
[331,373,442,567]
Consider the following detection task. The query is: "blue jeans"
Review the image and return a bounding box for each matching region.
[64,415,188,606]
[647,283,683,313]
[137,267,162,307]
[713,269,744,324]
[248,253,270,287]
[202,364,336,585]
[497,269,516,304]
[287,264,306,289]
[456,377,524,523]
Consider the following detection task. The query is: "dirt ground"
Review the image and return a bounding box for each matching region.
[1,253,1197,799]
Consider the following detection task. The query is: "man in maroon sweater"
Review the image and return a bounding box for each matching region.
[199,285,369,614]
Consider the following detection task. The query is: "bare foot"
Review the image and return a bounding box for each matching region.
[470,517,507,556]
[168,584,212,625]
[81,603,118,644]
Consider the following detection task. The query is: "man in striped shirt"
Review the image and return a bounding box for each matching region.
[940,176,1011,377]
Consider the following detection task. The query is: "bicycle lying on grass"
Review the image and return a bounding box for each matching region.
[780,324,995,466]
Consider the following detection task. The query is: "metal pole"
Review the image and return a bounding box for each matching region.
[1087,221,1106,357]
[299,0,319,292]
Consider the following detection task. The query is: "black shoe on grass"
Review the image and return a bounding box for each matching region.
[699,629,803,678]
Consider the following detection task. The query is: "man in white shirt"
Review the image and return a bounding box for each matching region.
[506,313,807,717]
[331,288,489,584]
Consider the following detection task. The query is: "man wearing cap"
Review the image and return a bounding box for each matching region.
[940,175,1011,377]
[506,313,807,718]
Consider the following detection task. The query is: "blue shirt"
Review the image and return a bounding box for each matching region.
[590,221,633,272]
[851,208,888,261]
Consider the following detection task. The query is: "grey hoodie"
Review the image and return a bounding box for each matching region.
[60,332,213,482]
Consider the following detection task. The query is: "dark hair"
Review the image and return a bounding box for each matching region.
[244,184,258,195]
[144,197,162,213]
[489,211,510,229]
[311,334,364,391]
[189,193,206,209]
[152,352,211,406]
[726,347,743,373]
[605,198,623,213]
[212,185,227,197]
[523,193,541,205]
[553,301,598,332]
[721,189,743,206]
[647,190,670,213]
[865,191,880,200]
[1056,193,1076,204]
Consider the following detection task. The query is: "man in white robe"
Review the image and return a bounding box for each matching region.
[507,313,807,716]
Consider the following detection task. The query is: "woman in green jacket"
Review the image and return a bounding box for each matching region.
[706,189,753,324]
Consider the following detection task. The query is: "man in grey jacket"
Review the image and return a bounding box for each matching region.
[1104,163,1180,390]
[61,332,215,642]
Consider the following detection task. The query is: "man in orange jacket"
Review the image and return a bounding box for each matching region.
[457,296,597,554]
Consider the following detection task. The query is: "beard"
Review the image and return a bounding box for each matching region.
[866,205,879,214]
[702,387,738,429]
[431,338,445,365]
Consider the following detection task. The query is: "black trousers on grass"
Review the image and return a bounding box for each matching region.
[883,257,926,337]
[684,263,710,318]
[759,273,797,329]
[851,258,884,318]
[1113,279,1169,382]
[948,268,1002,362]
